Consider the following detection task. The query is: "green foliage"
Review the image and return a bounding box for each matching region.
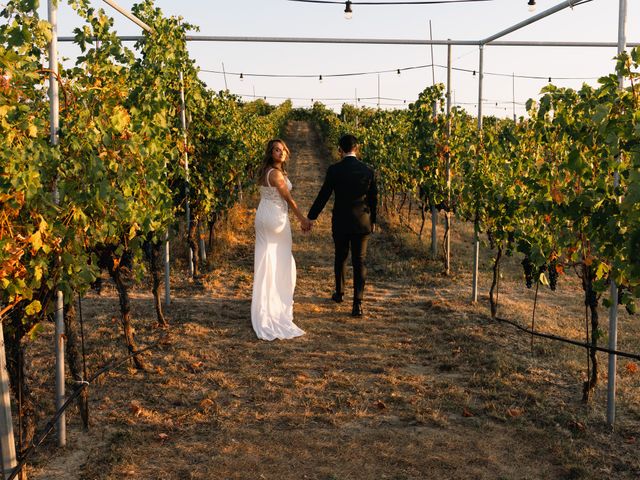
[0,0,294,332]
[301,46,640,306]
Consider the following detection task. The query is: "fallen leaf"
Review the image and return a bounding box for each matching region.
[506,408,523,418]
[462,408,474,418]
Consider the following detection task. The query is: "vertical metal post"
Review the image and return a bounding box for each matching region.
[199,223,207,265]
[431,94,438,260]
[607,0,627,429]
[429,20,436,85]
[49,1,60,186]
[54,292,65,447]
[430,93,438,261]
[354,88,359,128]
[428,21,438,262]
[48,0,66,447]
[430,211,438,260]
[377,74,380,109]
[512,72,516,122]
[164,231,171,306]
[445,42,452,275]
[179,71,194,277]
[221,61,228,90]
[0,321,17,477]
[471,45,484,303]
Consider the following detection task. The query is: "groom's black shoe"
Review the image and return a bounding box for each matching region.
[351,302,363,317]
[331,292,344,303]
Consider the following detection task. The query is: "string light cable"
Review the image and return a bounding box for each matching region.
[200,62,601,82]
[201,64,433,79]
[236,92,530,108]
[288,0,495,5]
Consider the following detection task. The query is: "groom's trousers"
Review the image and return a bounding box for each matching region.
[332,231,370,303]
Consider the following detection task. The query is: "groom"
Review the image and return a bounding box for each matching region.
[307,134,377,317]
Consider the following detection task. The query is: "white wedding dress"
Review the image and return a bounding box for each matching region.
[251,169,305,340]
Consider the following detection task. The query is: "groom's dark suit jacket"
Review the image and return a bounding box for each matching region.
[308,155,377,235]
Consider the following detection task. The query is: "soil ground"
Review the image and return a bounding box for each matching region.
[27,120,640,480]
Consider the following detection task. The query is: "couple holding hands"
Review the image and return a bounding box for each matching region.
[250,134,378,341]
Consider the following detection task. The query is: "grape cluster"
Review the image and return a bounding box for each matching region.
[522,256,535,289]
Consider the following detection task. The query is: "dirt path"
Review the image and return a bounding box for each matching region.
[30,121,639,480]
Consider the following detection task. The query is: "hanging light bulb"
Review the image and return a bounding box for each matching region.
[240,73,244,81]
[344,1,353,20]
[527,0,536,12]
[473,70,476,76]
[319,75,323,83]
[397,69,401,75]
[548,77,552,83]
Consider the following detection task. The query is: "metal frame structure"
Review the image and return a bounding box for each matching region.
[44,0,633,442]
[42,0,152,464]
[58,35,639,48]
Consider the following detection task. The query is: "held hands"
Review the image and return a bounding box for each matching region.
[300,217,313,233]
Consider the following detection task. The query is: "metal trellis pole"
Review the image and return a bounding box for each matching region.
[445,42,452,275]
[164,230,171,306]
[102,0,152,32]
[429,21,438,261]
[199,224,207,265]
[222,61,228,90]
[48,0,66,448]
[512,72,516,122]
[57,35,640,49]
[180,71,194,277]
[471,45,484,304]
[607,0,627,429]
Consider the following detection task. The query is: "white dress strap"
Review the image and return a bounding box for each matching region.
[266,168,275,187]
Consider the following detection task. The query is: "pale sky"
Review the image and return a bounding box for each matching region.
[41,0,638,118]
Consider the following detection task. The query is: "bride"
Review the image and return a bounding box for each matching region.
[251,139,310,340]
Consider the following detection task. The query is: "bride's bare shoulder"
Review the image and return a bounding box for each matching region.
[268,168,285,184]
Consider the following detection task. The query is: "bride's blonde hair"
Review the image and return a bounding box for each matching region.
[258,139,290,185]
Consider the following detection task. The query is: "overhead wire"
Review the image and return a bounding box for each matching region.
[236,92,530,109]
[288,0,494,4]
[200,62,601,81]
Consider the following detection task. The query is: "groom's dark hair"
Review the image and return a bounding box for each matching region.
[338,134,358,153]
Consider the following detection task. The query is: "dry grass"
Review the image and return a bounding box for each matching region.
[26,120,640,480]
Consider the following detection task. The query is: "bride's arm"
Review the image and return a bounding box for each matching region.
[270,170,310,228]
